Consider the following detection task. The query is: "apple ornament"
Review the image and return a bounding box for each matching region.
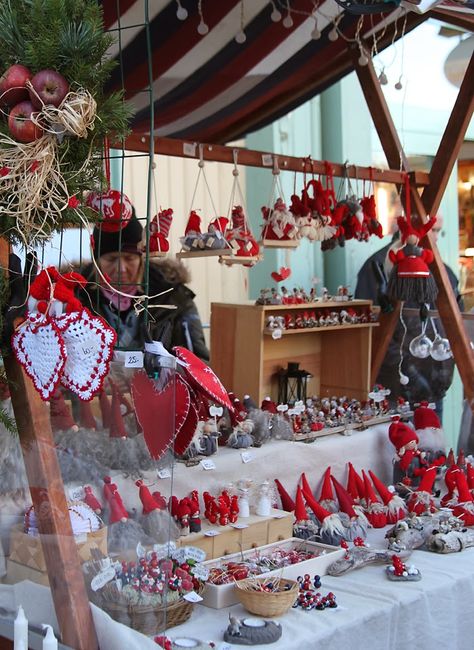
[0,64,33,106]
[29,69,69,108]
[8,101,43,143]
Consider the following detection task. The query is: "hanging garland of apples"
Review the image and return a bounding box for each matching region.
[0,0,131,245]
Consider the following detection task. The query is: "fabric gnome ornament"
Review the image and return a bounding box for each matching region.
[406,466,437,515]
[368,469,407,524]
[261,198,297,241]
[148,208,173,255]
[387,177,437,318]
[331,476,368,540]
[204,217,229,250]
[388,416,428,487]
[304,491,346,545]
[181,211,204,250]
[317,467,338,513]
[226,205,260,263]
[413,402,447,456]
[103,476,152,552]
[228,418,254,448]
[440,464,461,508]
[293,486,318,540]
[274,478,295,512]
[451,472,474,526]
[362,470,387,528]
[83,485,102,515]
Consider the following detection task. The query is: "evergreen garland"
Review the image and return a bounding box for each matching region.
[0,0,132,240]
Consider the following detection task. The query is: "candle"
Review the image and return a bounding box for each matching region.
[42,625,58,650]
[14,605,28,650]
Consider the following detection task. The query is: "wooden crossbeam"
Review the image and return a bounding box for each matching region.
[354,49,474,406]
[428,8,474,33]
[0,242,98,650]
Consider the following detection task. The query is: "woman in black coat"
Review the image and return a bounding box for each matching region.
[81,195,209,361]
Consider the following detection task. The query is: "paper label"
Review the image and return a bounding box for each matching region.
[201,459,216,471]
[241,451,253,464]
[124,351,144,368]
[191,563,210,581]
[136,542,146,558]
[262,154,273,166]
[157,467,172,479]
[273,512,288,519]
[75,533,87,544]
[272,328,282,340]
[183,590,203,603]
[184,546,206,563]
[183,142,197,157]
[69,485,84,501]
[172,548,187,564]
[209,405,223,417]
[78,338,98,360]
[204,529,220,537]
[153,541,176,559]
[115,578,123,592]
[91,566,116,591]
[230,522,249,529]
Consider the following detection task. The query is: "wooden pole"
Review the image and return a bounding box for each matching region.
[1,242,99,650]
[354,49,474,405]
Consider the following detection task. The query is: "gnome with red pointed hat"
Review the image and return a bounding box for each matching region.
[303,489,346,545]
[414,401,446,456]
[181,211,204,251]
[451,472,474,526]
[318,467,338,513]
[440,465,461,508]
[293,486,318,540]
[407,466,437,515]
[274,478,295,512]
[204,216,230,250]
[331,476,368,540]
[362,471,388,528]
[389,415,429,487]
[368,469,407,524]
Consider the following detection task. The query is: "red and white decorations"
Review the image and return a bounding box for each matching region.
[406,466,437,516]
[291,177,338,243]
[261,197,298,245]
[86,189,133,232]
[174,346,233,411]
[147,208,173,256]
[413,401,446,455]
[222,205,260,266]
[12,267,116,401]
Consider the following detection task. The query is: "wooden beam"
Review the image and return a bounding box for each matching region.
[123,134,430,185]
[0,242,99,650]
[428,8,474,33]
[370,305,401,385]
[354,48,474,406]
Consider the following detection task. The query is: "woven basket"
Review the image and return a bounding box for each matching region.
[103,595,195,636]
[235,578,298,617]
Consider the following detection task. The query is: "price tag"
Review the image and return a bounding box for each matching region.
[204,529,220,537]
[192,563,210,581]
[153,541,176,559]
[124,351,144,368]
[201,459,216,471]
[217,644,232,650]
[241,451,253,464]
[183,142,197,157]
[183,590,203,603]
[230,522,248,529]
[209,405,223,417]
[273,512,288,519]
[78,338,98,361]
[69,485,84,501]
[91,566,116,591]
[136,542,146,558]
[172,548,187,564]
[157,467,172,479]
[262,154,273,166]
[115,578,123,592]
[185,546,206,563]
[272,328,282,340]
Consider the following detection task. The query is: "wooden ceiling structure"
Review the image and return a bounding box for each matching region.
[0,2,473,649]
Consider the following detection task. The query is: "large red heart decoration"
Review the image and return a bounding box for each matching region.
[174,402,199,455]
[173,347,233,411]
[271,267,291,283]
[131,370,190,460]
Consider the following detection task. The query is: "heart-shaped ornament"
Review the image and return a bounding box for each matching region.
[59,310,117,401]
[12,315,66,401]
[131,370,190,460]
[271,267,291,283]
[173,347,233,411]
[174,402,199,456]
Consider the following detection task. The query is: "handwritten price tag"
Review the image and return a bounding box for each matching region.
[183,590,203,603]
[192,563,210,581]
[204,529,220,537]
[230,522,249,529]
[91,566,115,591]
[272,328,282,340]
[184,546,206,563]
[78,339,98,361]
[153,541,176,559]
[157,467,172,479]
[125,351,144,368]
[241,451,253,464]
[201,459,216,471]
[69,485,84,501]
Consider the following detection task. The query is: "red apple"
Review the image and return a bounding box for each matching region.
[0,64,33,107]
[8,101,43,143]
[29,69,69,108]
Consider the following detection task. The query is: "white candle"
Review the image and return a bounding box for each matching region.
[14,605,28,650]
[42,625,58,650]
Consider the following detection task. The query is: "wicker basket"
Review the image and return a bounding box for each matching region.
[103,595,196,636]
[235,578,299,617]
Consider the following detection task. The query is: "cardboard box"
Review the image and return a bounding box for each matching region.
[201,537,344,609]
[8,524,107,572]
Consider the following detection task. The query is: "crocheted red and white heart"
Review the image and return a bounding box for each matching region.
[12,314,66,401]
[173,346,233,410]
[131,370,190,460]
[59,309,116,401]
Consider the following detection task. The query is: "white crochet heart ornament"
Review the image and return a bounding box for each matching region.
[12,314,66,401]
[59,309,116,401]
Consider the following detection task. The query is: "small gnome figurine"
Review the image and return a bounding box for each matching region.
[361,471,387,528]
[293,486,318,540]
[148,208,173,255]
[83,485,102,515]
[413,402,446,457]
[204,217,229,250]
[387,206,438,318]
[177,499,191,536]
[406,466,437,515]
[228,418,254,449]
[388,416,428,487]
[198,419,219,456]
[188,497,202,533]
[227,205,260,262]
[181,211,204,250]
[261,198,298,241]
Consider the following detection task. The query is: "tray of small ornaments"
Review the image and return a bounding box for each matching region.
[83,543,207,636]
[201,537,344,609]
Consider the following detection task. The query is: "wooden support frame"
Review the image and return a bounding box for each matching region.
[0,243,98,650]
[354,48,474,406]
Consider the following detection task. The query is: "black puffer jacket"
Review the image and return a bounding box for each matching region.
[80,259,209,362]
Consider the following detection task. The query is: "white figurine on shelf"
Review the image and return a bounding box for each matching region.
[256,479,272,517]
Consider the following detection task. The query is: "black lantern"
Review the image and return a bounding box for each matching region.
[277,362,312,404]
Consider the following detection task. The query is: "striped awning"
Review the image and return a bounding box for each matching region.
[102,1,472,143]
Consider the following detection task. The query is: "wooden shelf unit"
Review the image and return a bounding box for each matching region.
[210,300,375,404]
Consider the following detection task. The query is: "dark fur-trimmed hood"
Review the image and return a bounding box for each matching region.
[151,258,191,285]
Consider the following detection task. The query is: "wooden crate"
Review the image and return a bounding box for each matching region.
[175,509,293,560]
[210,301,377,403]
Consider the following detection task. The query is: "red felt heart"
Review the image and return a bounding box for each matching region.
[271,267,291,283]
[173,347,233,411]
[174,402,199,455]
[131,370,190,460]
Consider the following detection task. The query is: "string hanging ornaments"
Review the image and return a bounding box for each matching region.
[260,156,299,249]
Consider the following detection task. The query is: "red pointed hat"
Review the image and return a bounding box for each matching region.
[444,465,461,492]
[79,400,96,430]
[331,476,356,518]
[185,210,202,234]
[455,471,473,504]
[368,469,394,506]
[261,396,278,414]
[347,462,364,500]
[300,473,314,499]
[467,463,474,490]
[136,479,159,514]
[396,214,436,244]
[173,347,233,411]
[362,470,381,505]
[209,216,229,233]
[294,486,309,521]
[109,383,128,438]
[414,402,441,430]
[108,493,129,524]
[49,388,77,431]
[416,466,437,493]
[304,492,333,524]
[318,467,334,502]
[389,419,418,452]
[83,486,102,514]
[274,479,295,512]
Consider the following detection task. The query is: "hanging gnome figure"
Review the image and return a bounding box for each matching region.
[226,205,260,263]
[406,466,437,516]
[147,208,173,256]
[293,486,318,540]
[181,211,205,251]
[387,179,438,320]
[228,418,255,449]
[261,198,298,241]
[203,217,230,250]
[413,401,447,458]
